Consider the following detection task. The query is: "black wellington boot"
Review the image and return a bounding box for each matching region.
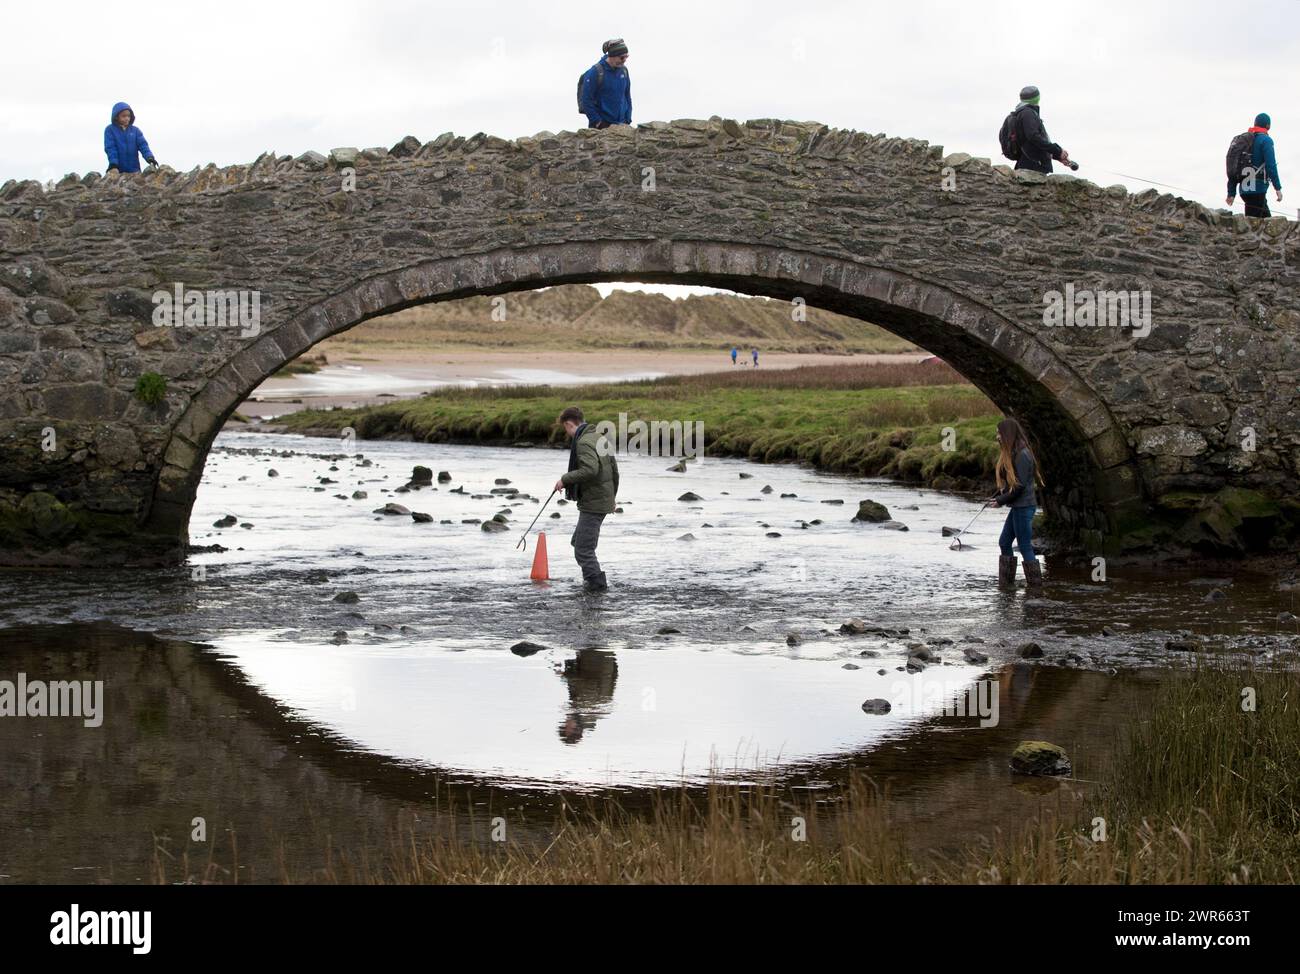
[1022,559,1044,594]
[998,555,1018,590]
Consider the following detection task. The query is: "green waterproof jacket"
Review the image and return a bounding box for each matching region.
[561,425,620,514]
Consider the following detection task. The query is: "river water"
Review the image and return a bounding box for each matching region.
[1,431,1296,881]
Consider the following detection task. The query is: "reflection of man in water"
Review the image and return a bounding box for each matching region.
[557,647,619,745]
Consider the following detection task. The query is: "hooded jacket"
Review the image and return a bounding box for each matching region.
[561,423,619,514]
[579,57,632,128]
[104,102,154,173]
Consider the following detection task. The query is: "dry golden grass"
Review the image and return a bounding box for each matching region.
[152,663,1300,885]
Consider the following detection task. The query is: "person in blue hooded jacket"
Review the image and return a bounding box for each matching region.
[579,39,631,129]
[1227,113,1283,218]
[104,102,158,173]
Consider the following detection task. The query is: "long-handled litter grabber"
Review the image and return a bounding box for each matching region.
[949,502,991,551]
[516,489,558,552]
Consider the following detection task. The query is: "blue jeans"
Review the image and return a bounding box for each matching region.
[998,506,1037,563]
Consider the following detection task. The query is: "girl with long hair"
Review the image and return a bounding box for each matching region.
[991,417,1044,592]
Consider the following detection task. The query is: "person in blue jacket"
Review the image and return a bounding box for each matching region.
[579,39,631,129]
[104,102,158,174]
[1227,113,1283,218]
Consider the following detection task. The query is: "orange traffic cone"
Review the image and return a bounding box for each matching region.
[530,532,549,581]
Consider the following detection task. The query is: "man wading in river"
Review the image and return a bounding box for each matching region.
[554,406,619,593]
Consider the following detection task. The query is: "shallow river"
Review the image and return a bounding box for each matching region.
[1,432,1296,880]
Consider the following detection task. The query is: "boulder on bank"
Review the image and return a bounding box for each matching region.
[852,500,891,523]
[1010,741,1072,777]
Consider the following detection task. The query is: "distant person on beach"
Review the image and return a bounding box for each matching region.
[1227,113,1283,218]
[104,102,158,174]
[751,348,759,368]
[553,406,619,593]
[990,418,1044,593]
[578,38,632,129]
[999,86,1071,175]
[731,346,738,365]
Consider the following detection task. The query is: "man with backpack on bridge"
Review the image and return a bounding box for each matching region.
[999,85,1073,175]
[578,38,632,130]
[1226,114,1283,218]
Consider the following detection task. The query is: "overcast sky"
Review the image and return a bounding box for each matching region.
[4,0,1296,297]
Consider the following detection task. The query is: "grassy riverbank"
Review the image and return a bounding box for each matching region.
[268,362,1003,491]
[156,661,1300,884]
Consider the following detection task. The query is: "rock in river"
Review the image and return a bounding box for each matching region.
[852,499,891,523]
[375,503,411,516]
[678,492,703,502]
[861,699,892,716]
[482,520,508,533]
[1010,741,1072,777]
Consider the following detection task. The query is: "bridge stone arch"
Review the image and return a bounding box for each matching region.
[147,239,1135,550]
[1,118,1296,566]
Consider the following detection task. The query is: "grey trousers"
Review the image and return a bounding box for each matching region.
[571,511,606,580]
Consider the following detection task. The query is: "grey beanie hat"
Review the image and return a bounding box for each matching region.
[1019,85,1041,102]
[603,38,629,57]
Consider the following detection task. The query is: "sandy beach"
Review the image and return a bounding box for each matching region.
[240,348,928,419]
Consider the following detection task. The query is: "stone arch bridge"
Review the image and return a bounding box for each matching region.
[1,118,1297,566]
